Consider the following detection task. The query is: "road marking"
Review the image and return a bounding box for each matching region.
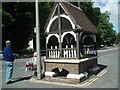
[99,70,107,77]
[83,70,107,86]
[30,78,86,87]
[84,78,98,86]
[30,69,107,87]
[97,69,106,77]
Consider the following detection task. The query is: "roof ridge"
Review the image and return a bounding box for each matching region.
[61,2,98,33]
[66,2,83,11]
[60,2,80,29]
[44,2,98,34]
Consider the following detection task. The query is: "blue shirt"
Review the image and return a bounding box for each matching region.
[3,46,14,61]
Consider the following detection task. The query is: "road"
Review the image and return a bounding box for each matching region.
[0,46,119,88]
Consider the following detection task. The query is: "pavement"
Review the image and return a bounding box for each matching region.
[31,45,118,88]
[0,45,119,88]
[29,69,107,87]
[97,45,118,53]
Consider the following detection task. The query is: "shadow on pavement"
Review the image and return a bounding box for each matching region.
[98,64,107,70]
[95,64,107,75]
[12,75,32,83]
[97,47,108,50]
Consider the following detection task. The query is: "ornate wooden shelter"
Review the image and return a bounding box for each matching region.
[44,2,99,83]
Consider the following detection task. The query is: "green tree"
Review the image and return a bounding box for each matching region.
[97,11,117,46]
[2,2,35,50]
[116,33,120,43]
[33,2,53,50]
[2,2,117,51]
[2,2,53,51]
[71,2,117,46]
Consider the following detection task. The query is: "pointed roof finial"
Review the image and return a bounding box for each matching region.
[78,2,80,9]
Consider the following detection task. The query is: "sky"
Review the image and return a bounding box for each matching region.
[93,0,119,33]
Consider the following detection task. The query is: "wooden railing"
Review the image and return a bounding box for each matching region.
[46,45,97,59]
[62,48,77,58]
[83,47,97,55]
[47,49,60,58]
[47,45,77,59]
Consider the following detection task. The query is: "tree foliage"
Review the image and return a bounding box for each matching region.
[2,2,117,51]
[2,2,35,51]
[2,2,53,51]
[116,33,120,43]
[72,2,117,46]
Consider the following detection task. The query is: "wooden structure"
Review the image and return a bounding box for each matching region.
[44,2,99,83]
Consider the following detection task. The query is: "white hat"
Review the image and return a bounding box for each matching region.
[33,51,37,57]
[6,40,11,44]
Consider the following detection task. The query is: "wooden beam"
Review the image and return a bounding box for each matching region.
[46,39,48,59]
[46,28,77,34]
[76,31,80,59]
[94,42,97,56]
[58,3,62,58]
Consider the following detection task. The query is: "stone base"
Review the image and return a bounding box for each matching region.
[45,71,88,83]
[44,56,99,83]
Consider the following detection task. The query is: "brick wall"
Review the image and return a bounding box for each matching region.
[45,62,79,74]
[45,58,98,74]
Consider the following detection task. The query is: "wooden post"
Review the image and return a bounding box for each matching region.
[66,45,68,58]
[79,32,83,58]
[71,45,74,58]
[51,46,53,57]
[46,37,48,59]
[48,50,50,58]
[63,49,65,57]
[58,3,62,58]
[55,46,57,57]
[94,42,97,56]
[76,31,80,59]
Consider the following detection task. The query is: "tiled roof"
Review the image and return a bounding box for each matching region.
[44,2,98,34]
[61,2,98,34]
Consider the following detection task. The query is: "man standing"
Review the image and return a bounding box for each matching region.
[3,40,14,84]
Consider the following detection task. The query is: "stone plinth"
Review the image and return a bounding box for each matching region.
[44,56,99,83]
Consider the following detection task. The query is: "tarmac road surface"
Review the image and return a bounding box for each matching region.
[0,46,119,88]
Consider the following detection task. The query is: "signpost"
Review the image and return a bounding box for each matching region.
[35,0,42,79]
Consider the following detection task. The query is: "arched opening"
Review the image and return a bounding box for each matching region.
[82,35,96,57]
[48,35,59,49]
[52,68,69,77]
[83,36,94,45]
[49,17,72,32]
[47,35,60,58]
[46,14,75,33]
[62,33,76,58]
[62,33,76,48]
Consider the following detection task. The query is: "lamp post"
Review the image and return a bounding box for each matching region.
[35,0,42,79]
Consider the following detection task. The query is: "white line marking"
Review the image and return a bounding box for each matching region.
[30,70,107,87]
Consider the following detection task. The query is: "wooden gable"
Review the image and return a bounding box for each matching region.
[44,2,98,34]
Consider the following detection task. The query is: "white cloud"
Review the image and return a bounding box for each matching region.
[93,0,118,32]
